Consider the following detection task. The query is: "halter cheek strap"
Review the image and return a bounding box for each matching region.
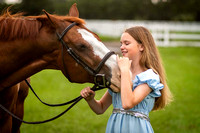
[57,22,77,41]
[56,22,115,88]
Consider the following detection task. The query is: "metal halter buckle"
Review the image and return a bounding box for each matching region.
[94,74,110,88]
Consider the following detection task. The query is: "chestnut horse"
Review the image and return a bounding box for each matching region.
[0,4,120,133]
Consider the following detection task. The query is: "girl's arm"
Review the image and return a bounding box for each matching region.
[81,87,112,115]
[117,56,152,110]
[120,68,152,110]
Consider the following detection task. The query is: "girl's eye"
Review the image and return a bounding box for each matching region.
[124,41,130,45]
[125,43,129,45]
[120,41,130,46]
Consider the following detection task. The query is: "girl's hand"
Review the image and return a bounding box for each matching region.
[80,87,95,102]
[117,55,132,71]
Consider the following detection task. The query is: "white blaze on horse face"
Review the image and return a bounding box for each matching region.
[77,29,117,68]
[78,28,120,92]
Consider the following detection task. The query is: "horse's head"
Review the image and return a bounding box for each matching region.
[41,4,120,92]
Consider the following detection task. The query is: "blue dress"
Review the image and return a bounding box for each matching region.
[106,69,164,133]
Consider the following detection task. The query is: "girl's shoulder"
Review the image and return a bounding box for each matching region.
[133,69,164,97]
[136,69,159,81]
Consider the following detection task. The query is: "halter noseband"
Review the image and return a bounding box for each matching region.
[56,22,115,88]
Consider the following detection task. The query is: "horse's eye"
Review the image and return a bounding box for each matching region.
[78,44,87,51]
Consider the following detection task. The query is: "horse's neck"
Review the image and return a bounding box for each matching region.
[0,40,45,74]
[0,39,57,89]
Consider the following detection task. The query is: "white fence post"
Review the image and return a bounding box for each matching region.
[164,27,169,46]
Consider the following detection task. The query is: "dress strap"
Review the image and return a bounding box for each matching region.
[112,108,150,122]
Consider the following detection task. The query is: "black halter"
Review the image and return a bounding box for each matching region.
[57,22,115,88]
[0,22,116,124]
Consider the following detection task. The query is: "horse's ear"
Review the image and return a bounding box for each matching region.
[69,3,79,17]
[43,9,58,28]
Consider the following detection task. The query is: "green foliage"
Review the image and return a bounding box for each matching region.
[65,0,200,21]
[0,2,9,12]
[19,0,55,15]
[0,0,200,21]
[20,46,200,133]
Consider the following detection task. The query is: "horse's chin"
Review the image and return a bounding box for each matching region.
[110,84,120,93]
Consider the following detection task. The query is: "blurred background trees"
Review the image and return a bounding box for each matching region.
[0,0,200,21]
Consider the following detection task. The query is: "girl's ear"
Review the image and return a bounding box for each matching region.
[139,44,144,52]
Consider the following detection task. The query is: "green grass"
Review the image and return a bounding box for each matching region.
[21,47,200,133]
[99,35,120,42]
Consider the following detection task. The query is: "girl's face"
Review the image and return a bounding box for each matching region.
[120,32,143,60]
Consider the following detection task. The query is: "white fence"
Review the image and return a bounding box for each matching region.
[85,20,200,47]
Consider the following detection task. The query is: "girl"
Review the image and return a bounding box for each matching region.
[80,26,172,133]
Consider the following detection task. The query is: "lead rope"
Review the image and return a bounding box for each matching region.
[24,79,80,106]
[0,84,105,124]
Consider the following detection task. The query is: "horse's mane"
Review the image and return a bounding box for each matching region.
[0,11,85,41]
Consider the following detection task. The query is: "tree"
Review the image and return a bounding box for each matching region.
[19,0,54,15]
[1,0,199,21]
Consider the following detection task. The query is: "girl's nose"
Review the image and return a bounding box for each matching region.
[120,44,124,50]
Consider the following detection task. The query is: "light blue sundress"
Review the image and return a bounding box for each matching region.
[106,69,164,133]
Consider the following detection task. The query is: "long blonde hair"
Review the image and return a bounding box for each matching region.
[125,26,172,110]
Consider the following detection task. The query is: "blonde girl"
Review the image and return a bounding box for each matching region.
[81,26,172,133]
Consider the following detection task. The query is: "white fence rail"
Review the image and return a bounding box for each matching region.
[85,20,200,47]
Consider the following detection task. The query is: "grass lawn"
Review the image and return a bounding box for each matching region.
[20,47,200,133]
